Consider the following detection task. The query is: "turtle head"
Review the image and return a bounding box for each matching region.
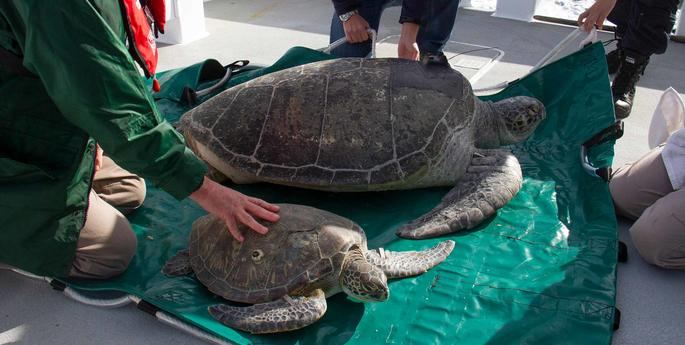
[340,246,389,302]
[476,96,546,148]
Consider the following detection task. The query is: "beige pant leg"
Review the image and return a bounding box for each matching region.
[92,155,146,214]
[70,156,145,279]
[629,189,685,269]
[70,190,138,279]
[609,146,673,220]
[610,146,685,269]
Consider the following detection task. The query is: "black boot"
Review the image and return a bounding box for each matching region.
[606,48,621,75]
[611,52,649,119]
[420,51,449,68]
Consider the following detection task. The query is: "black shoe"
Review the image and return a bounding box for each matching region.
[611,52,649,119]
[606,49,621,75]
[420,51,449,68]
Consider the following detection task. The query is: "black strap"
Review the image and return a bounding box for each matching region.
[0,46,36,77]
[49,279,67,291]
[137,299,161,316]
[180,60,250,105]
[583,120,625,148]
[579,121,624,183]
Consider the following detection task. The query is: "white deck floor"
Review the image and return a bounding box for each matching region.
[1,1,685,344]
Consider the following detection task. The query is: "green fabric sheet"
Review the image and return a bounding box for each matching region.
[67,43,618,344]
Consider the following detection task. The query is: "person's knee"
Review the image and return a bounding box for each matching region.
[116,221,138,269]
[609,168,636,219]
[630,213,685,269]
[125,176,146,210]
[93,225,137,279]
[71,221,138,279]
[109,176,146,214]
[632,233,685,269]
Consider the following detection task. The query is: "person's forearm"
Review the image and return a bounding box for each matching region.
[401,22,419,42]
[398,22,420,60]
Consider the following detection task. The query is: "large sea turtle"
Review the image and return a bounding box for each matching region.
[163,204,455,334]
[178,58,546,239]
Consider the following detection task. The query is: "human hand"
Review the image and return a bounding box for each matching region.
[577,0,617,32]
[398,22,420,60]
[398,39,420,60]
[189,177,280,242]
[343,14,371,43]
[94,144,104,173]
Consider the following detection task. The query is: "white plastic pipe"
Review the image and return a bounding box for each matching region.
[474,28,598,92]
[322,29,378,58]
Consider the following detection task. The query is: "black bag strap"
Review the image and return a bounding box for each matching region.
[180,60,250,105]
[0,46,36,78]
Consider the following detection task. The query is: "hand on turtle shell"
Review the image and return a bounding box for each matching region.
[189,177,280,242]
[577,0,617,32]
[342,14,370,43]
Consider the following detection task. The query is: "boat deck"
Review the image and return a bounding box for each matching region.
[1,1,684,344]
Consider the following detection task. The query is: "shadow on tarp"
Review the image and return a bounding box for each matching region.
[67,42,618,345]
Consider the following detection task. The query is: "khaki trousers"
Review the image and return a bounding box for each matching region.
[610,146,685,269]
[69,156,146,279]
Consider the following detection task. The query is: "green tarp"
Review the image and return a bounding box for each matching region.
[67,42,618,344]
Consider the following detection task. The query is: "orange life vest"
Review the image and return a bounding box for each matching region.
[119,0,166,91]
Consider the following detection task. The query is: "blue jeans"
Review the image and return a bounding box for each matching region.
[329,0,460,58]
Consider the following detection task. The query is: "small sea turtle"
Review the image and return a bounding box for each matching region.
[179,58,546,239]
[163,204,454,334]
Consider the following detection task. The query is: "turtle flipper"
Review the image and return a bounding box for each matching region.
[161,249,193,276]
[396,149,522,239]
[365,240,455,279]
[208,289,327,334]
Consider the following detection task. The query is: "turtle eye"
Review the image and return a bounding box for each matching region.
[251,250,264,262]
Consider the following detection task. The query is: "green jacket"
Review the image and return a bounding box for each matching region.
[0,1,207,277]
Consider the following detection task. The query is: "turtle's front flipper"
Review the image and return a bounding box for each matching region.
[365,240,455,279]
[209,289,327,334]
[161,249,193,276]
[397,149,522,239]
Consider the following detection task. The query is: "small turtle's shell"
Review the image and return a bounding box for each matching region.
[188,204,365,304]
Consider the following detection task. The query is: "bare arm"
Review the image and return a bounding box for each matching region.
[577,0,617,32]
[398,22,420,60]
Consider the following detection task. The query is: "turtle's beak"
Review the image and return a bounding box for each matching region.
[378,288,389,301]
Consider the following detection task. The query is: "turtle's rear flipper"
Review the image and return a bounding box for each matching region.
[396,149,522,239]
[161,249,193,276]
[366,240,455,279]
[209,289,327,334]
